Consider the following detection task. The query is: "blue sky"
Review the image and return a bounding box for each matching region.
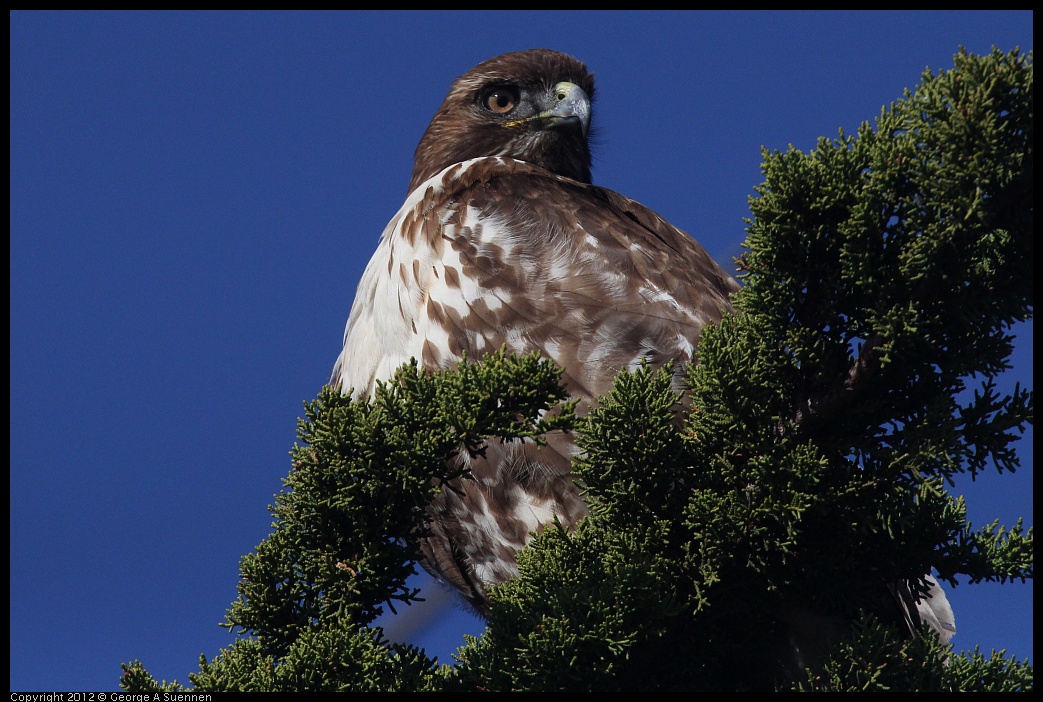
[10,10,1032,691]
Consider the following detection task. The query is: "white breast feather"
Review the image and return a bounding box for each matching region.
[332,160,511,399]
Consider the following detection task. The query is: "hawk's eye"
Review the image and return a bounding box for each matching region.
[483,88,518,115]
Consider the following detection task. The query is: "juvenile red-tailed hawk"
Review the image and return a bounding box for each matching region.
[331,49,953,657]
[332,48,738,608]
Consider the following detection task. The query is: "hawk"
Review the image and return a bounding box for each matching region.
[331,49,954,660]
[332,48,738,607]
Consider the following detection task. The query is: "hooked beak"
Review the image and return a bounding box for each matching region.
[503,81,591,136]
[541,82,591,136]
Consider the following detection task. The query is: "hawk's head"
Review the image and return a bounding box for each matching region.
[409,49,595,192]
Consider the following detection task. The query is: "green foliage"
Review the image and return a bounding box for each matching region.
[122,47,1032,691]
[221,348,575,663]
[793,613,1033,691]
[453,518,682,691]
[123,623,443,692]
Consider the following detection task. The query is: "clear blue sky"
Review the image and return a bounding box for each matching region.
[10,10,1032,691]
